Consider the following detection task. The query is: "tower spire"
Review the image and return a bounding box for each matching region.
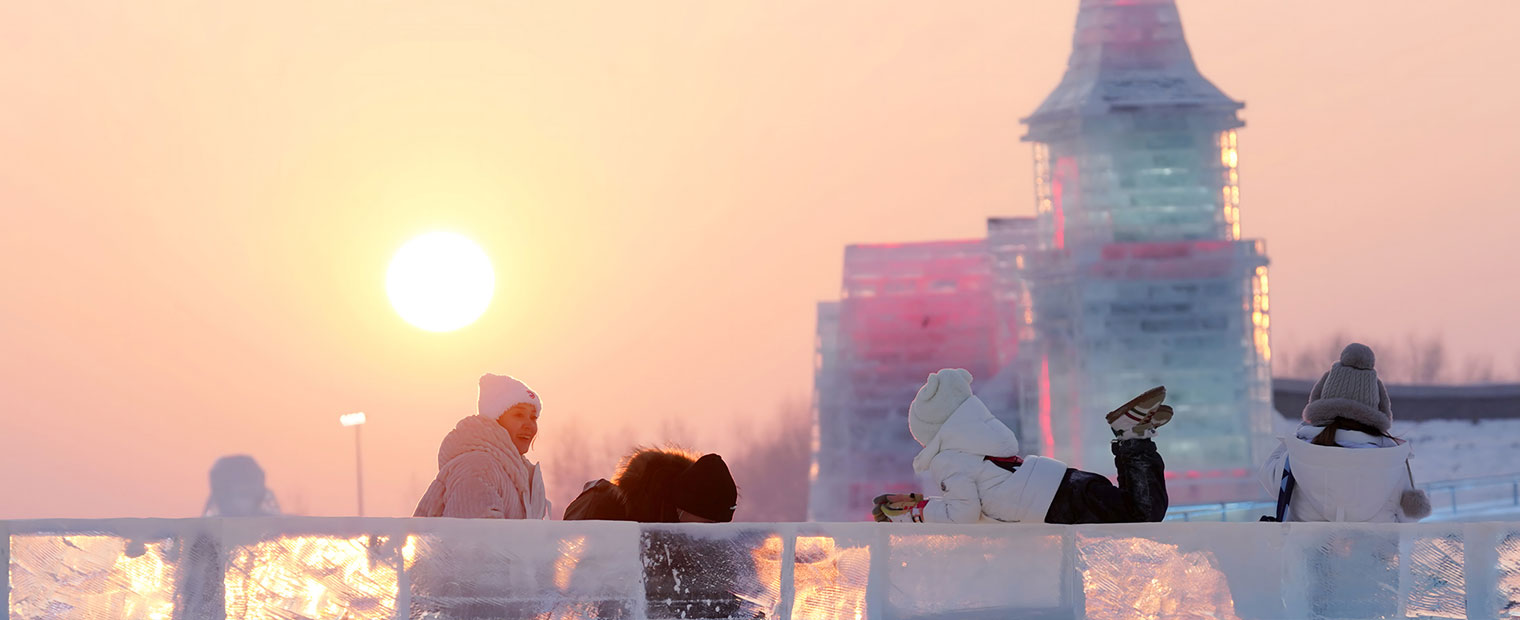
[1024,0,1240,141]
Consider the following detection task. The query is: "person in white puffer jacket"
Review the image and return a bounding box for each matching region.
[1259,343,1431,523]
[873,368,1175,524]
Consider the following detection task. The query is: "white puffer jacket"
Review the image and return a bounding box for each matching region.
[1259,424,1424,523]
[912,396,1068,523]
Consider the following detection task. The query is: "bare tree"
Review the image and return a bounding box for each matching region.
[283,489,308,516]
[727,399,812,522]
[1277,332,1349,379]
[657,415,702,450]
[540,416,620,518]
[1461,354,1497,385]
[1276,331,1516,386]
[1276,346,1318,379]
[1403,334,1447,384]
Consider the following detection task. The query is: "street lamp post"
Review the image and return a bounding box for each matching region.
[339,412,367,516]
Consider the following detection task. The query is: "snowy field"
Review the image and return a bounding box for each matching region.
[1271,414,1520,483]
[1400,418,1520,482]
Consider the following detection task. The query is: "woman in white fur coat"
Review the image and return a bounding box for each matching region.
[1259,343,1431,523]
[413,373,550,520]
[874,368,1174,524]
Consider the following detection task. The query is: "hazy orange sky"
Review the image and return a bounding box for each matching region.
[3,1,1518,518]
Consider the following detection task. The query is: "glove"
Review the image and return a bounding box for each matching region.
[872,493,927,523]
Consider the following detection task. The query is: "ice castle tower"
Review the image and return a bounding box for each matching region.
[1017,0,1272,502]
[808,0,1274,519]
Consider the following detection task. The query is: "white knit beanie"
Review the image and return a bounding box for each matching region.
[908,368,974,445]
[478,373,542,420]
[1303,343,1392,432]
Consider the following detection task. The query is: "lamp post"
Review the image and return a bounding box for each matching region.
[339,412,367,516]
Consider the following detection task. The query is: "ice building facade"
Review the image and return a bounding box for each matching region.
[811,0,1271,518]
[808,240,1022,522]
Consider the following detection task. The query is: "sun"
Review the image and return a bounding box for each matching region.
[386,231,495,332]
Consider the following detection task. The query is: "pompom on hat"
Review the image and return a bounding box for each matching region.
[908,368,974,445]
[1302,343,1393,432]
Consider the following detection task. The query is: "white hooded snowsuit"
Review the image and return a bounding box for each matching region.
[912,395,1068,523]
[414,415,549,519]
[1259,424,1422,523]
[1260,343,1429,523]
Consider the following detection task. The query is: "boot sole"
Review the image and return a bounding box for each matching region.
[1133,405,1175,434]
[1105,386,1166,425]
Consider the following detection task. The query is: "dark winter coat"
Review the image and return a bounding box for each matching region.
[564,448,697,523]
[564,448,766,618]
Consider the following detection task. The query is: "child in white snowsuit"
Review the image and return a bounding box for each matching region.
[874,368,1172,524]
[1259,343,1431,522]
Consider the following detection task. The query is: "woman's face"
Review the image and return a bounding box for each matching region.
[496,402,540,454]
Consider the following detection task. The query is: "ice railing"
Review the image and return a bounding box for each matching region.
[1167,472,1520,523]
[6,518,1520,620]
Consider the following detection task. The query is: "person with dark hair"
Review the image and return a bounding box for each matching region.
[1259,343,1431,522]
[564,448,738,523]
[873,368,1173,525]
[566,448,763,618]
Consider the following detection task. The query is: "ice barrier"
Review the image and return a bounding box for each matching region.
[5,518,1520,619]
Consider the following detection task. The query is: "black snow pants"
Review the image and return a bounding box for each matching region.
[1042,438,1168,524]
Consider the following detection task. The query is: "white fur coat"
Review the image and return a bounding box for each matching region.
[912,396,1067,523]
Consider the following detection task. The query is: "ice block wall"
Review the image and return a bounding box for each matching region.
[6,518,1520,619]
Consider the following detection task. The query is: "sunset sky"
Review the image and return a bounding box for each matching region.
[3,0,1518,518]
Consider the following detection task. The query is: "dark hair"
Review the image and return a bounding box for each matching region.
[1310,417,1398,447]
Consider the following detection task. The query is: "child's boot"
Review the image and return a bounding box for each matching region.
[1106,386,1172,440]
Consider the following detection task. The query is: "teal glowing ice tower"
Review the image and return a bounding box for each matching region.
[1018,0,1273,502]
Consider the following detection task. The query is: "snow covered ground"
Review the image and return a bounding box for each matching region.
[1271,413,1520,483]
[1400,418,1520,482]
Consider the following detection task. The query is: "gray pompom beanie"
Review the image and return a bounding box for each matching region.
[1303,343,1393,432]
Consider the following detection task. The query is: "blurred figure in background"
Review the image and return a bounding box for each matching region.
[174,454,280,620]
[201,454,281,517]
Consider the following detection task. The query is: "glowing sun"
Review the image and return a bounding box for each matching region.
[386,232,495,332]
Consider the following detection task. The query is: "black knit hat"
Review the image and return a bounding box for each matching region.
[669,454,738,522]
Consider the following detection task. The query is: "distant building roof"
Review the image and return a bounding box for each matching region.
[1274,378,1520,422]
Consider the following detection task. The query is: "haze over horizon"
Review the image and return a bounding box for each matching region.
[3,0,1518,519]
